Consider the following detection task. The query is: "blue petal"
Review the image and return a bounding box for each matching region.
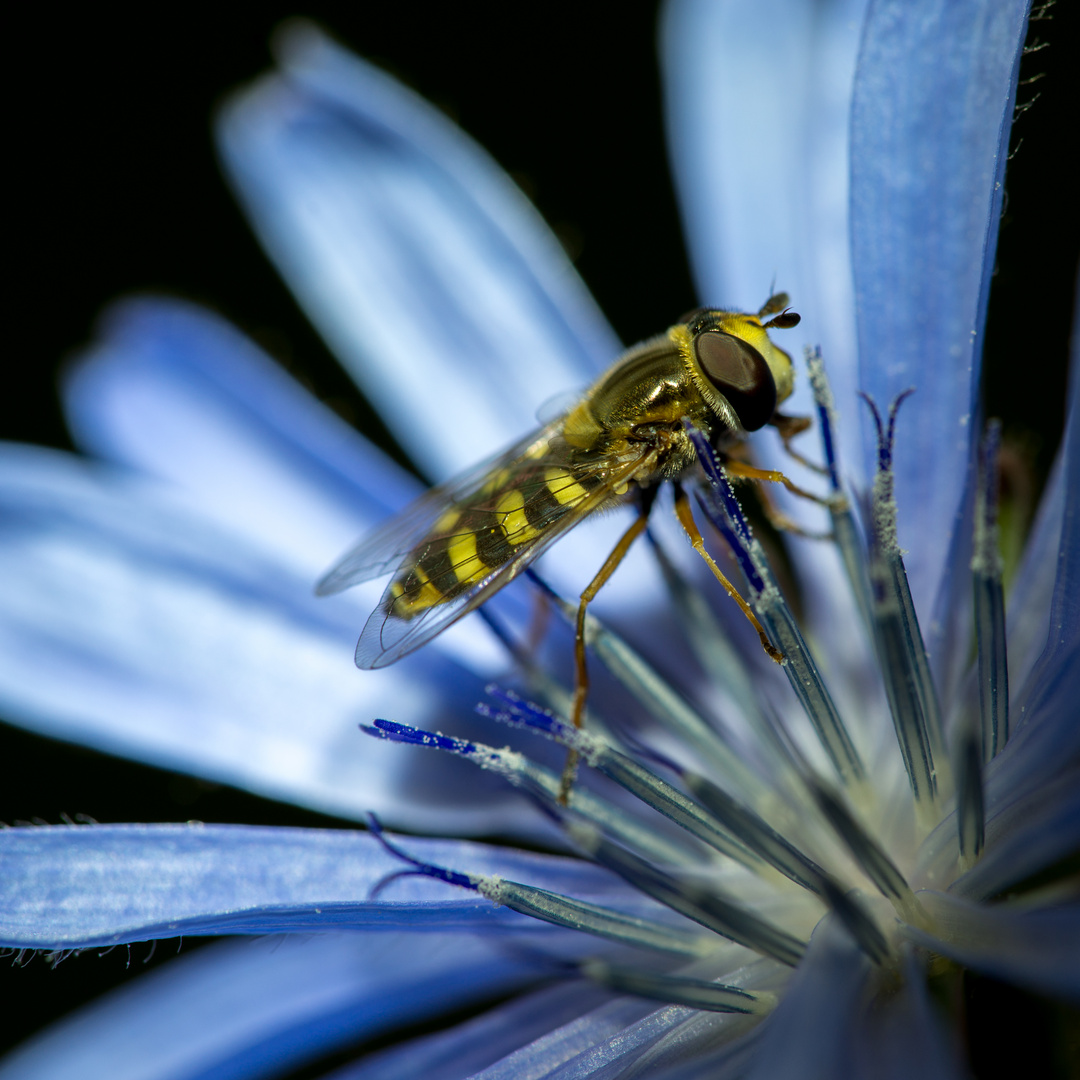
[745,918,871,1080]
[328,982,613,1080]
[981,316,1080,804]
[453,994,660,1078]
[660,0,880,676]
[64,298,423,578]
[952,766,1080,902]
[850,0,1030,621]
[425,947,779,1078]
[216,23,619,481]
[1006,450,1066,705]
[0,823,635,948]
[0,445,537,835]
[661,0,869,480]
[1009,283,1080,740]
[845,948,967,1080]
[906,890,1080,1001]
[1,931,556,1080]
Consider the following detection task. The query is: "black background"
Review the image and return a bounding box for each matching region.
[4,1,1078,1071]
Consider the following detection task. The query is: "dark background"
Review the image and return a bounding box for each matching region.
[4,1,1077,1071]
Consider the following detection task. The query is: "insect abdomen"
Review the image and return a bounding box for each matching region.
[387,464,604,618]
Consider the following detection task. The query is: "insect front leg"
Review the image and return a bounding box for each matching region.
[771,411,828,475]
[672,483,784,663]
[722,455,835,539]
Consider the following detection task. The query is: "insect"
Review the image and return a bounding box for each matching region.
[318,293,809,743]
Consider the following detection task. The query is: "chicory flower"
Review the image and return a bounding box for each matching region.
[2,2,1076,1078]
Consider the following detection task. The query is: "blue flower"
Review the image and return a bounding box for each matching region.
[2,2,1077,1078]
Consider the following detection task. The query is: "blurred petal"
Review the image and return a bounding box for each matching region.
[983,325,1080,802]
[846,949,967,1080]
[906,891,1080,1001]
[0,444,539,835]
[465,995,661,1079]
[1006,449,1066,705]
[951,766,1080,902]
[661,0,868,475]
[659,0,877,694]
[0,824,631,948]
[329,982,613,1080]
[850,0,1029,626]
[217,22,619,481]
[1,932,554,1080]
[745,919,871,1080]
[64,297,422,577]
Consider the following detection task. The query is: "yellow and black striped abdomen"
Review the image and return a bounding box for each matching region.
[387,462,607,619]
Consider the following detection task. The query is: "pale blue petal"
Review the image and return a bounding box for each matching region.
[846,948,967,1080]
[981,328,1080,802]
[661,0,868,483]
[1006,450,1066,706]
[850,0,1029,624]
[745,918,871,1080]
[0,824,630,948]
[217,23,619,482]
[952,766,1080,902]
[0,932,554,1080]
[64,297,423,578]
[0,445,537,836]
[471,953,781,1079]
[466,995,659,1079]
[1009,285,1080,738]
[906,891,1080,1001]
[328,982,612,1080]
[659,0,876,687]
[1003,273,1077,692]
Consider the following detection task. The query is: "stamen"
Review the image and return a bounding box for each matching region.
[568,822,807,967]
[645,531,768,732]
[861,393,947,829]
[525,570,770,808]
[687,426,865,790]
[579,959,776,1014]
[479,880,713,957]
[677,768,889,963]
[485,690,890,962]
[481,688,764,869]
[366,815,713,956]
[365,814,474,890]
[955,421,1009,868]
[955,731,985,870]
[809,783,927,929]
[477,605,601,740]
[806,348,874,631]
[363,721,697,866]
[972,420,1009,761]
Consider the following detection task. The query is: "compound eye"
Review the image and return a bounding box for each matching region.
[693,330,777,431]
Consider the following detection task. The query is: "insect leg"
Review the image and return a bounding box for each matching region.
[672,486,784,664]
[722,457,833,539]
[557,502,651,805]
[771,411,828,475]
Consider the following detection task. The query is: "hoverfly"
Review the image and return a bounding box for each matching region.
[318,293,808,738]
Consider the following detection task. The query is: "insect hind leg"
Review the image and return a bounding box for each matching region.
[557,497,653,805]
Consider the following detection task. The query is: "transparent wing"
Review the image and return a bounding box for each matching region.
[315,424,559,596]
[354,445,658,668]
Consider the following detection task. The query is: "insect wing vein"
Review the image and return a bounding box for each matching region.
[314,424,560,596]
[354,446,656,668]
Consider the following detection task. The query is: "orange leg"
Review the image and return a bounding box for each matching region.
[673,489,784,664]
[557,510,650,805]
[723,457,834,539]
[771,412,829,476]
